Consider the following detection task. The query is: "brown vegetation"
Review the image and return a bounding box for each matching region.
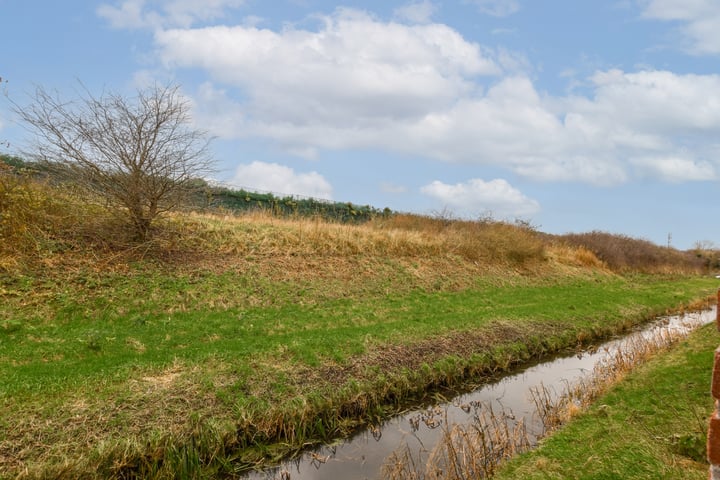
[557,231,705,273]
[383,312,708,480]
[1,166,708,278]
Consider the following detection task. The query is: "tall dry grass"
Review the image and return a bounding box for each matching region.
[377,214,547,266]
[382,314,707,480]
[0,170,705,276]
[166,211,547,269]
[384,404,530,480]
[558,231,703,274]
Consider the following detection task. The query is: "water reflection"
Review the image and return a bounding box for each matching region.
[247,308,715,480]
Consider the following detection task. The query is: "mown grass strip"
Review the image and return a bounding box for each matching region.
[493,322,717,480]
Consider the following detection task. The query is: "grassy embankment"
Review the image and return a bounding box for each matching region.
[1,169,718,478]
[493,321,717,480]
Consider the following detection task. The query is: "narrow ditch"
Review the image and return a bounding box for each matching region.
[245,307,715,480]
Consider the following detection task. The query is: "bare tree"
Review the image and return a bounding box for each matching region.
[15,83,213,241]
[1,76,8,150]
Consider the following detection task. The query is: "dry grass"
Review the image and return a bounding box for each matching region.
[1,173,704,278]
[529,316,703,434]
[158,210,546,271]
[381,314,708,480]
[558,231,704,274]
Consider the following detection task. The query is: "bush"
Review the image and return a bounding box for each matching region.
[0,161,124,269]
[558,231,703,274]
[0,162,46,252]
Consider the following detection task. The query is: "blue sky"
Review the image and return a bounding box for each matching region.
[2,0,720,250]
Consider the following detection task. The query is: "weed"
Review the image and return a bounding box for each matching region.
[385,313,712,480]
[0,167,716,478]
[384,403,530,479]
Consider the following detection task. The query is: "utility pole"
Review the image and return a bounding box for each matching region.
[667,232,672,249]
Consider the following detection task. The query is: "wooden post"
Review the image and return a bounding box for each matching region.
[710,289,720,479]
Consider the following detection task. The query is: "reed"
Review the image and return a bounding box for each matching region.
[384,403,531,479]
[384,314,707,479]
[530,316,702,434]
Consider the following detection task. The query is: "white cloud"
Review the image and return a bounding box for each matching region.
[640,0,720,55]
[394,1,438,24]
[98,0,154,29]
[466,0,520,17]
[229,161,333,200]
[421,178,540,218]
[631,155,717,181]
[98,0,246,29]
[147,7,720,187]
[582,69,720,132]
[156,9,500,128]
[191,82,247,139]
[640,0,715,21]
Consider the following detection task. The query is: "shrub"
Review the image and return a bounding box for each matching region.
[558,231,703,274]
[0,161,123,269]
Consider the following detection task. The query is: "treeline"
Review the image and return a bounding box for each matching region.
[1,154,392,224]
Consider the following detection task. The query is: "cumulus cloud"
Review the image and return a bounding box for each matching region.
[140,7,720,186]
[229,161,333,199]
[421,178,540,218]
[156,8,499,128]
[579,69,720,133]
[630,155,717,181]
[98,0,246,29]
[640,0,720,55]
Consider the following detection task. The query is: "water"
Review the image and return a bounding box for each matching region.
[247,308,716,479]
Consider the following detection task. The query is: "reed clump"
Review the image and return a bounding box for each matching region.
[529,317,698,434]
[385,314,707,480]
[384,403,531,480]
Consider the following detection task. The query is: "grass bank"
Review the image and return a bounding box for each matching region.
[493,321,718,480]
[0,178,718,478]
[1,263,715,478]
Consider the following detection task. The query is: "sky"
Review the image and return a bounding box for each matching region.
[2,0,720,250]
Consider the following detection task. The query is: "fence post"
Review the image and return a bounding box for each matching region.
[709,288,720,479]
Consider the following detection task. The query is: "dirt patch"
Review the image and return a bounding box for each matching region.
[315,321,570,390]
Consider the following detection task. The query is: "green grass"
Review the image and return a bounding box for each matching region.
[493,322,718,480]
[2,164,716,477]
[1,272,714,396]
[1,265,717,478]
